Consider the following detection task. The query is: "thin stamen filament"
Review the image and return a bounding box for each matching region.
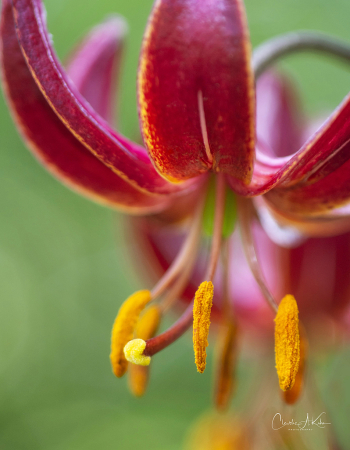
[151,189,207,299]
[160,250,197,312]
[237,197,278,313]
[206,173,226,281]
[144,174,227,357]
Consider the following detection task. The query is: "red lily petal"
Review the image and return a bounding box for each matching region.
[256,72,303,159]
[265,158,350,215]
[281,233,350,319]
[0,0,170,213]
[66,16,127,125]
[228,77,350,206]
[11,0,183,195]
[138,0,255,183]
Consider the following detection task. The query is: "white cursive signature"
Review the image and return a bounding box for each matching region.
[272,412,331,431]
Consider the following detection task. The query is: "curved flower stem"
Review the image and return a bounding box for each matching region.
[237,197,278,313]
[151,185,207,299]
[144,174,226,357]
[253,31,350,78]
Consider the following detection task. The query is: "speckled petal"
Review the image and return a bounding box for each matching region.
[11,0,183,195]
[0,0,171,213]
[138,0,255,183]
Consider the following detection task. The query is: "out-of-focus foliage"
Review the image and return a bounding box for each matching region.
[1,0,350,448]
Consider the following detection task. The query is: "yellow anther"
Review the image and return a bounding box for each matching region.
[124,339,151,366]
[110,290,152,378]
[136,305,161,339]
[128,305,161,397]
[193,281,214,373]
[283,324,308,405]
[128,365,149,398]
[214,320,238,411]
[275,294,300,391]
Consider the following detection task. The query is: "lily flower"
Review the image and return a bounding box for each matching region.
[2,0,350,407]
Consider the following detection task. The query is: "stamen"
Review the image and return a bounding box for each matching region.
[124,339,151,366]
[151,189,206,300]
[206,173,227,280]
[214,321,238,410]
[128,305,161,397]
[136,305,161,338]
[282,324,307,404]
[237,197,278,313]
[214,241,238,410]
[160,253,196,312]
[141,174,227,360]
[128,365,148,398]
[193,281,214,373]
[275,295,300,391]
[110,290,152,377]
[197,90,213,164]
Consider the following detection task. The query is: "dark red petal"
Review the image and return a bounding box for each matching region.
[229,78,350,206]
[138,0,255,183]
[12,0,182,195]
[265,157,350,215]
[0,0,171,213]
[66,16,127,125]
[281,233,350,319]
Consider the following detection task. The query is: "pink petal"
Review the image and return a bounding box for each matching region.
[12,0,183,195]
[0,0,171,213]
[66,16,127,125]
[138,0,255,183]
[256,72,303,158]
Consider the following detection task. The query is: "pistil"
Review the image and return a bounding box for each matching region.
[140,174,227,362]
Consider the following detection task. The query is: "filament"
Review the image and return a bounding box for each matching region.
[237,197,278,312]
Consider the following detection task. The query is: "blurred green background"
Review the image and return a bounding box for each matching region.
[1,0,350,448]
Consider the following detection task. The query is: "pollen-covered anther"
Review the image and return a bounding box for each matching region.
[215,321,238,411]
[274,294,300,391]
[283,324,308,404]
[124,339,151,366]
[193,281,214,374]
[110,290,152,378]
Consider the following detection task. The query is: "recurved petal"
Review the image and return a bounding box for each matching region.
[229,76,350,207]
[66,16,127,125]
[138,0,255,183]
[265,157,350,216]
[0,0,170,213]
[11,0,182,195]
